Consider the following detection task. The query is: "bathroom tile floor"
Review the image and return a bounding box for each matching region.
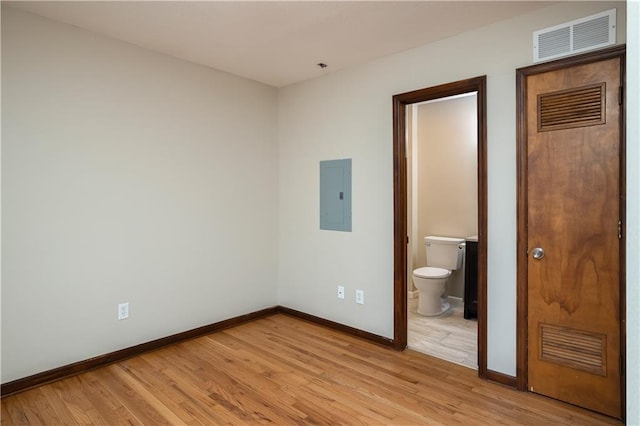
[408,297,478,370]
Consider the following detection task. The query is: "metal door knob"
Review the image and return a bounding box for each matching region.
[532,247,545,260]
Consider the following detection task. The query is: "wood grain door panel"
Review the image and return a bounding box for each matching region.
[525,57,622,418]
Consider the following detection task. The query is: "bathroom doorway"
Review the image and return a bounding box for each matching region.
[392,77,488,378]
[406,93,478,369]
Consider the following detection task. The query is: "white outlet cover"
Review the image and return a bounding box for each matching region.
[338,286,345,299]
[118,302,129,320]
[356,290,364,304]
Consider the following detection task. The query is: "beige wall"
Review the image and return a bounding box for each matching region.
[1,7,278,383]
[413,94,478,298]
[406,107,416,292]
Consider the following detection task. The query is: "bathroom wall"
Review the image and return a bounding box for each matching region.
[406,107,416,293]
[1,7,278,383]
[414,94,478,298]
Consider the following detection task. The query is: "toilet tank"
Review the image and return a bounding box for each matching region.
[424,236,465,270]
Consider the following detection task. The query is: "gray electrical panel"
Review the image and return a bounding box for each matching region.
[319,159,352,232]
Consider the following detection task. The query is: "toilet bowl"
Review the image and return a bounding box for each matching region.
[413,266,451,316]
[412,236,465,316]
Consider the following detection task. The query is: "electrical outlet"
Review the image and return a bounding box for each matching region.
[118,302,129,320]
[337,285,345,299]
[356,290,364,305]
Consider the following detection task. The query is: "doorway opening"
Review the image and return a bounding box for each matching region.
[406,93,479,369]
[392,76,488,378]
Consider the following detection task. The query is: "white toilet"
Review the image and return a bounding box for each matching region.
[412,236,465,316]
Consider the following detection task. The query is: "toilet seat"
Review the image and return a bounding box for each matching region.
[413,266,451,279]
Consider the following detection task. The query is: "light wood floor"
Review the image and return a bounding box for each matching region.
[1,314,620,425]
[408,297,478,369]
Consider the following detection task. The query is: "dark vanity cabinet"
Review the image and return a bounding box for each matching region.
[464,238,478,319]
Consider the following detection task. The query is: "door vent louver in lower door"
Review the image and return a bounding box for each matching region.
[537,83,605,132]
[533,9,616,63]
[539,323,606,376]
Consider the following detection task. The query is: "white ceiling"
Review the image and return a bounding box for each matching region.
[5,1,554,88]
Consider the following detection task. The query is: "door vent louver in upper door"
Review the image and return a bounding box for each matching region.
[538,83,606,132]
[533,9,616,63]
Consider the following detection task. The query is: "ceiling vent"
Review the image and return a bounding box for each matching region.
[533,9,616,63]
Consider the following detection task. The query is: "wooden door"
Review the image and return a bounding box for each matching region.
[524,55,623,418]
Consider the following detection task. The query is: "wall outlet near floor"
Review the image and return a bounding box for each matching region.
[337,285,345,299]
[355,290,364,304]
[118,302,129,320]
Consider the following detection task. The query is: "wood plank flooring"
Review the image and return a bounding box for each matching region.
[1,314,621,425]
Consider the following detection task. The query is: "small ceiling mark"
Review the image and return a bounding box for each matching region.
[317,63,328,68]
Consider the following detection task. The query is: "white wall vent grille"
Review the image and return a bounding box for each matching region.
[533,9,616,63]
